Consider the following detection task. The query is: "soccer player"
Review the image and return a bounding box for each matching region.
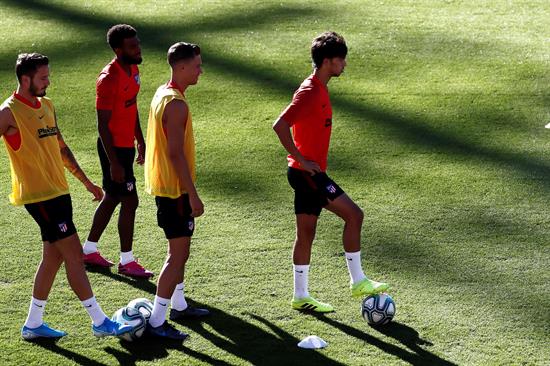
[273,32,390,313]
[0,53,132,339]
[82,24,153,278]
[144,42,210,339]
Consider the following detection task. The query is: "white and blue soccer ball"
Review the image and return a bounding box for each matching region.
[112,306,146,341]
[127,297,154,322]
[361,293,396,326]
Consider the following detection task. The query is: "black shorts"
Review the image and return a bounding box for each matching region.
[155,194,195,239]
[287,167,345,216]
[25,194,77,243]
[98,138,137,196]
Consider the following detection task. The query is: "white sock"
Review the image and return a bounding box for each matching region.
[345,251,366,284]
[293,264,310,299]
[81,296,107,326]
[83,240,98,255]
[24,297,46,329]
[120,250,135,265]
[171,282,188,311]
[149,296,170,328]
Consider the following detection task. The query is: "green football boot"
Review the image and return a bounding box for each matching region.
[291,296,334,313]
[351,278,390,298]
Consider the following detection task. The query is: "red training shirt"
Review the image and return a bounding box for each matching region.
[96,58,140,148]
[279,74,332,172]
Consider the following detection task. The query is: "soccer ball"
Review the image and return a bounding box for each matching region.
[112,306,146,341]
[361,293,395,326]
[127,297,154,322]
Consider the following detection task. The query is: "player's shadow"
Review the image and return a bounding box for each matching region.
[85,265,157,295]
[100,300,343,365]
[104,338,188,366]
[172,302,345,366]
[312,314,456,366]
[29,338,108,366]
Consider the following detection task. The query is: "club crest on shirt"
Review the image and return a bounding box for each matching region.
[58,222,68,233]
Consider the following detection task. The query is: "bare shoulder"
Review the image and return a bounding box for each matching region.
[164,99,189,122]
[165,99,188,112]
[0,105,16,128]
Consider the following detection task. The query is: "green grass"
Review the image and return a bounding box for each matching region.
[0,0,549,364]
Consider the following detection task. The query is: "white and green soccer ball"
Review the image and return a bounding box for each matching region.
[361,293,395,326]
[112,306,146,341]
[127,297,154,322]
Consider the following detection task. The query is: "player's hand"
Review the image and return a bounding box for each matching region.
[136,143,145,165]
[110,162,125,183]
[84,181,104,202]
[189,194,204,218]
[300,160,321,175]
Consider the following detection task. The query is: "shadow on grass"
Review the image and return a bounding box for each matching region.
[93,300,344,365]
[86,265,157,295]
[104,338,188,366]
[2,0,548,195]
[311,314,456,366]
[173,302,345,366]
[2,0,549,354]
[30,338,108,366]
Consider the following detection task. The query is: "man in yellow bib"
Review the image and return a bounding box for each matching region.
[144,42,209,339]
[0,53,132,340]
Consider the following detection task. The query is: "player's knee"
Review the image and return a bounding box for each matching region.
[166,252,188,268]
[346,207,363,226]
[40,255,63,270]
[63,254,85,269]
[43,248,63,264]
[122,195,139,212]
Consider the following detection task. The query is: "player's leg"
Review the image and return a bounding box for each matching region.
[118,192,138,254]
[147,194,200,339]
[324,193,363,253]
[54,233,132,337]
[325,193,389,296]
[82,138,121,267]
[288,168,334,312]
[22,197,71,339]
[21,241,66,340]
[115,147,153,277]
[54,233,94,300]
[291,213,333,313]
[116,192,153,278]
[147,236,189,339]
[83,193,119,267]
[86,193,120,245]
[292,214,317,302]
[32,241,63,301]
[293,213,317,265]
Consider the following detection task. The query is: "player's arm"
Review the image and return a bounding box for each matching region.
[96,73,125,182]
[0,106,17,137]
[272,117,320,174]
[164,99,204,217]
[56,118,103,201]
[97,109,124,182]
[134,111,145,165]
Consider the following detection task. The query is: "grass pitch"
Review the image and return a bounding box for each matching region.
[0,0,548,365]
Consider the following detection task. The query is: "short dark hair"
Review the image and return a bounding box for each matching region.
[107,24,137,49]
[167,42,201,67]
[311,31,347,68]
[15,53,49,82]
